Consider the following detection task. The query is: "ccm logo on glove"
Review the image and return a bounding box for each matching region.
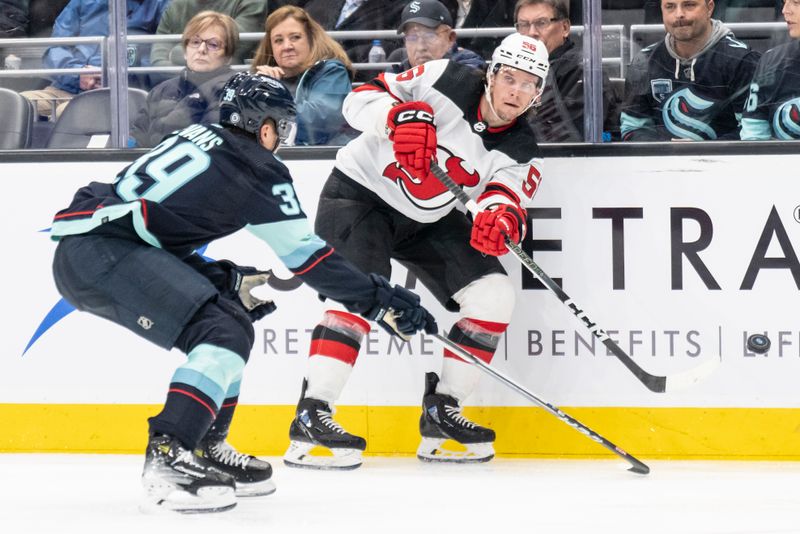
[387,101,438,181]
[393,109,434,124]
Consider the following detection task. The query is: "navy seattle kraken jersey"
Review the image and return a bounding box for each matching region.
[51,123,381,310]
[741,40,800,140]
[621,34,760,141]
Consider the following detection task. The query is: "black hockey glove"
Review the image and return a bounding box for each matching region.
[363,274,438,338]
[217,260,277,322]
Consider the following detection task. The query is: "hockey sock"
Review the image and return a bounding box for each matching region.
[304,311,370,405]
[203,396,238,443]
[149,343,245,449]
[437,318,508,402]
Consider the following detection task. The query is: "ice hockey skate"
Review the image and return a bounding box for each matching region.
[417,372,496,463]
[284,386,366,470]
[195,439,276,497]
[141,434,236,514]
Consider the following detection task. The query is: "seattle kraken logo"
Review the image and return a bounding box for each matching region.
[662,88,716,140]
[773,97,800,140]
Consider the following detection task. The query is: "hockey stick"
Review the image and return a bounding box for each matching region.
[430,333,650,474]
[429,161,720,393]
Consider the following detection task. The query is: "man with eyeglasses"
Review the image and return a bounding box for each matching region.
[19,0,170,119]
[514,0,620,142]
[387,0,485,73]
[621,0,760,141]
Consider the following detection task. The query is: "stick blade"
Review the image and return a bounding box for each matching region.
[627,462,650,475]
[663,353,722,392]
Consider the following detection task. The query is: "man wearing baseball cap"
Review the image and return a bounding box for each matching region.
[387,0,484,73]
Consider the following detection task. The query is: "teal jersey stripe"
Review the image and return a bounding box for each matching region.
[740,117,772,140]
[172,368,226,408]
[50,202,162,248]
[620,112,654,137]
[174,343,245,407]
[225,380,241,398]
[247,219,328,269]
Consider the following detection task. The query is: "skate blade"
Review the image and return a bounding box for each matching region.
[140,485,237,514]
[236,478,277,497]
[283,440,363,470]
[416,437,495,463]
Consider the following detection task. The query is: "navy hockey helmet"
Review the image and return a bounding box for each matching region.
[219,72,298,144]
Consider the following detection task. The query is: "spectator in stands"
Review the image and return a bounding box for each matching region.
[0,0,28,38]
[130,11,237,148]
[440,0,517,60]
[740,0,800,139]
[150,0,265,69]
[252,5,355,145]
[28,0,70,38]
[387,0,485,73]
[19,0,169,119]
[515,0,620,142]
[295,0,406,78]
[621,0,760,141]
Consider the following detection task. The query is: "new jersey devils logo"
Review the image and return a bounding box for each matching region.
[382,148,480,210]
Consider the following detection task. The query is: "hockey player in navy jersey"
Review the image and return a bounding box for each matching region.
[621,0,760,141]
[283,33,549,469]
[740,0,800,140]
[49,72,437,513]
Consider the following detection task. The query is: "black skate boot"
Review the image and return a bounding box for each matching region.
[283,380,366,470]
[417,372,495,463]
[195,439,276,497]
[141,433,236,514]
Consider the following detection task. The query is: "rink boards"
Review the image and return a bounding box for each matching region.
[2,153,800,458]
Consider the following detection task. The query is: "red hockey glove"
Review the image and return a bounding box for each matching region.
[387,101,437,181]
[470,204,526,256]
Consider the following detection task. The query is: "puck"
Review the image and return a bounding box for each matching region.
[746,334,771,354]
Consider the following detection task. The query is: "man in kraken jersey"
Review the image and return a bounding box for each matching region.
[621,0,760,141]
[49,72,436,513]
[283,33,549,469]
[740,0,800,140]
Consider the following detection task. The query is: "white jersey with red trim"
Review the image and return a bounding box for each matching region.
[335,59,543,224]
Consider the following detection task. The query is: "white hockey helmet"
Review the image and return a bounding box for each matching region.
[489,33,550,85]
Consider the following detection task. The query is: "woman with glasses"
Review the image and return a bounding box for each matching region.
[252,6,356,146]
[130,11,238,148]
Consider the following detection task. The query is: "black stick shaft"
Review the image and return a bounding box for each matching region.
[432,334,650,474]
[429,162,667,393]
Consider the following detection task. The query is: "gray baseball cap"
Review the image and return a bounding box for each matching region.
[398,0,454,34]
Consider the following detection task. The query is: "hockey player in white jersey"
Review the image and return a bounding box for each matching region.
[284,34,550,468]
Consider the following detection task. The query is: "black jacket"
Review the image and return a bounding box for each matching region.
[0,0,28,37]
[131,66,234,148]
[528,38,621,142]
[440,0,515,60]
[298,0,405,79]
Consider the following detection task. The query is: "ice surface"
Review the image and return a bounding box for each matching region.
[1,454,797,534]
